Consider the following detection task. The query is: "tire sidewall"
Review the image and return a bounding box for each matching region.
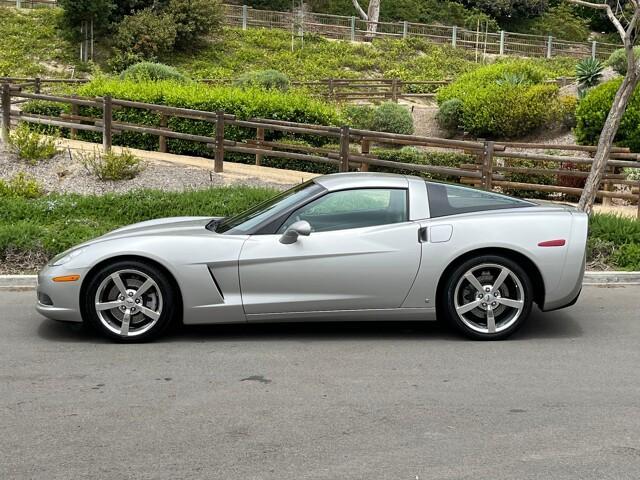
[442,255,534,340]
[82,260,176,342]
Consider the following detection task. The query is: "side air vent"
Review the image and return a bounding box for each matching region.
[207,266,225,300]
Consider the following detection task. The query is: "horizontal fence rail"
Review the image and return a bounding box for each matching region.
[1,84,638,216]
[0,1,621,61]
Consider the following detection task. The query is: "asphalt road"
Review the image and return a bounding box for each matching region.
[1,286,639,480]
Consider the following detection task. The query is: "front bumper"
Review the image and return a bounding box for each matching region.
[35,265,87,323]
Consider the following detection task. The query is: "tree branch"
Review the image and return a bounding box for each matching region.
[351,0,368,20]
[568,0,627,39]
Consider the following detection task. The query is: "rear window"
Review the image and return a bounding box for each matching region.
[426,182,532,218]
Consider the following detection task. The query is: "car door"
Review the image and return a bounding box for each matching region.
[238,188,422,315]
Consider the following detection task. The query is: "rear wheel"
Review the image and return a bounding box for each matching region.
[441,255,533,340]
[83,260,177,342]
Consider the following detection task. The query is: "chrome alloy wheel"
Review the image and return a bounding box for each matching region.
[453,263,525,334]
[94,269,163,337]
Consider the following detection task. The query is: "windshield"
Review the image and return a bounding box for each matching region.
[210,180,323,235]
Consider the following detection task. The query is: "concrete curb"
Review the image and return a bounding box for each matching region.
[2,272,639,290]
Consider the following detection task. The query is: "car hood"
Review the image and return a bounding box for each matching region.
[82,216,218,246]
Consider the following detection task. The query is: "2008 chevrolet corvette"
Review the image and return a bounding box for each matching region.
[36,173,587,342]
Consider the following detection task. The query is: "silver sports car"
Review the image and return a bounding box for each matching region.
[36,173,587,341]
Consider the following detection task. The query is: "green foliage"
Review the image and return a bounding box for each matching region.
[575,78,640,151]
[588,214,640,271]
[558,95,578,129]
[503,4,590,42]
[436,98,464,132]
[112,9,177,69]
[370,147,472,181]
[625,167,640,181]
[464,0,547,19]
[164,0,223,50]
[79,149,146,181]
[24,78,342,160]
[57,0,114,41]
[0,187,277,259]
[171,28,477,88]
[234,70,290,91]
[0,172,44,199]
[8,124,59,164]
[120,62,189,82]
[343,102,414,135]
[606,46,640,76]
[437,61,560,138]
[576,58,604,90]
[0,8,77,77]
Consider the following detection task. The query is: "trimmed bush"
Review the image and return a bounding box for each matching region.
[79,149,146,181]
[24,78,342,161]
[343,102,414,135]
[436,98,463,131]
[120,62,189,82]
[165,0,223,50]
[575,78,640,151]
[606,46,640,76]
[234,70,290,91]
[437,61,561,138]
[9,124,59,164]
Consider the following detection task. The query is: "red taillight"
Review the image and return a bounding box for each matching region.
[538,239,566,247]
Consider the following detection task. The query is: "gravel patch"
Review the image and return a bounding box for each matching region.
[0,147,293,195]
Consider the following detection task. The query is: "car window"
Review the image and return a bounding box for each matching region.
[278,188,408,233]
[426,182,532,218]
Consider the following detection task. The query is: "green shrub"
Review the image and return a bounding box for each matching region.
[79,149,146,181]
[437,61,561,138]
[0,172,44,199]
[120,62,189,82]
[436,98,463,131]
[234,70,290,91]
[589,213,640,245]
[576,57,603,91]
[24,78,342,162]
[611,243,640,271]
[504,4,590,42]
[112,9,177,68]
[343,104,376,130]
[606,46,640,76]
[8,124,59,164]
[625,167,640,181]
[165,0,223,50]
[370,146,472,181]
[575,78,640,151]
[369,102,414,135]
[558,95,578,129]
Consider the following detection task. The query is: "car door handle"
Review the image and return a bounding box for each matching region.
[418,227,428,243]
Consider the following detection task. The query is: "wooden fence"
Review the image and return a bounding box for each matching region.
[1,84,639,216]
[1,1,621,62]
[0,76,452,103]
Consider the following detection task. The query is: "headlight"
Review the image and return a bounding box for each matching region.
[49,248,86,266]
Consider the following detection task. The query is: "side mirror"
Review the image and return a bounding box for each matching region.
[279,220,311,244]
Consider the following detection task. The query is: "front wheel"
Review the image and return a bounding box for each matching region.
[83,260,177,342]
[441,255,533,340]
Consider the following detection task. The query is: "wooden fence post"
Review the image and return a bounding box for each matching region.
[214,110,225,173]
[481,140,494,190]
[328,78,334,100]
[1,83,10,145]
[102,95,112,152]
[339,125,350,172]
[34,77,41,94]
[70,95,78,139]
[391,78,399,103]
[159,114,168,153]
[255,127,264,166]
[360,137,370,172]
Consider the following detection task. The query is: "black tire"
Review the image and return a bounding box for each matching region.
[440,255,533,340]
[82,259,178,342]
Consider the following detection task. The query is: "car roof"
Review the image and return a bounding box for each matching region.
[313,172,411,190]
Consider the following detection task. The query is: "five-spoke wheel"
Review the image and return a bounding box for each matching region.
[83,260,177,342]
[442,255,533,340]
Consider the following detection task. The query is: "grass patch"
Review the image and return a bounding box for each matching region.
[0,8,78,77]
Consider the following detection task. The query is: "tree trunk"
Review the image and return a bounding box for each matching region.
[366,0,381,35]
[578,71,639,214]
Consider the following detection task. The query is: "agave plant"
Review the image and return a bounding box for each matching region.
[495,72,530,86]
[576,58,604,90]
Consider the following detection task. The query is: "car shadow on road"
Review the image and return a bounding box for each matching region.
[36,307,582,343]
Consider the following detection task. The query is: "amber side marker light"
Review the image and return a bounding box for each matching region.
[52,275,81,282]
